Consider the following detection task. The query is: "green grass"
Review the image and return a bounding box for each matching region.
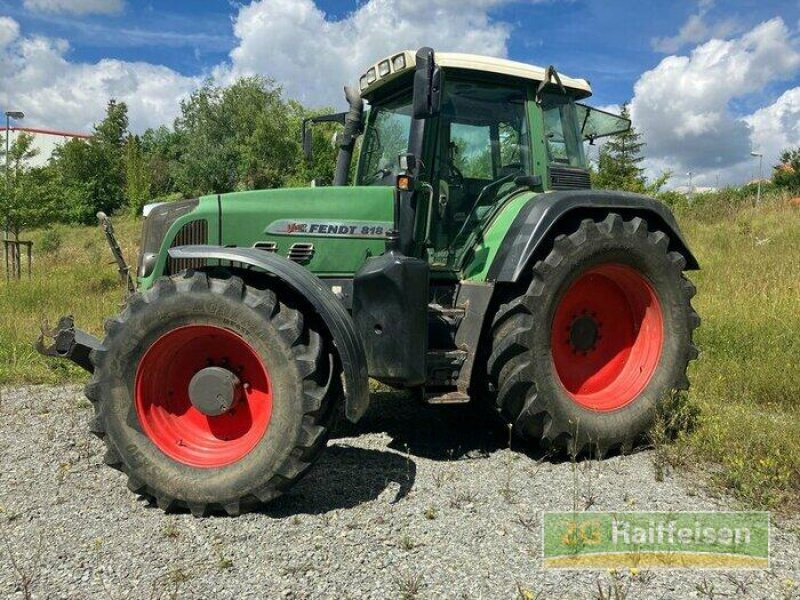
[675,194,800,511]
[0,217,141,384]
[1,195,799,511]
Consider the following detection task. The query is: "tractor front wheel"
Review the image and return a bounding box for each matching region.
[488,214,699,455]
[86,270,338,516]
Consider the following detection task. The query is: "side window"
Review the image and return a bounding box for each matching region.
[450,123,492,179]
[543,105,571,164]
[542,95,586,168]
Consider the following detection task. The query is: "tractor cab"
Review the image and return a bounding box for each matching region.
[310,48,631,275]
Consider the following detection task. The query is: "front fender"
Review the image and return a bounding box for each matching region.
[168,245,370,423]
[487,190,699,282]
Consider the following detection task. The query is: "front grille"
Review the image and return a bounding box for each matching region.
[288,243,314,264]
[550,165,591,190]
[167,219,208,274]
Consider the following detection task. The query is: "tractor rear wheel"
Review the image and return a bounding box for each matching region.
[85,269,338,516]
[487,214,699,455]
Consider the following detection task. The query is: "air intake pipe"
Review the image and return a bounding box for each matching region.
[333,86,364,186]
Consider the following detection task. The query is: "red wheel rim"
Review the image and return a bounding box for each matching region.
[134,325,272,468]
[550,264,664,411]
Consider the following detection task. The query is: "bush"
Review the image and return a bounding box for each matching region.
[39,228,62,254]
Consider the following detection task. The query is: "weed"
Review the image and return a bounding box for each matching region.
[595,569,629,600]
[39,228,62,254]
[394,570,424,600]
[449,488,478,509]
[516,584,544,599]
[162,520,180,539]
[399,533,416,551]
[1,530,43,600]
[695,578,715,600]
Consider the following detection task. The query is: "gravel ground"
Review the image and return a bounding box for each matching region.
[0,385,798,600]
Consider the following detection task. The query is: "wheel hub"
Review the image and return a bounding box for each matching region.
[550,264,664,411]
[188,366,242,416]
[134,325,272,468]
[569,314,600,353]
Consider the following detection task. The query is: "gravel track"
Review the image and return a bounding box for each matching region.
[1,385,798,599]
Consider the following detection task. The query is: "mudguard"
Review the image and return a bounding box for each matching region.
[487,190,699,282]
[169,245,370,423]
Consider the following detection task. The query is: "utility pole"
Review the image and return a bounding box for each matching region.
[4,111,25,280]
[750,151,763,205]
[687,171,694,203]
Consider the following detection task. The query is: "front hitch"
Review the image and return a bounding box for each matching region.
[36,316,102,373]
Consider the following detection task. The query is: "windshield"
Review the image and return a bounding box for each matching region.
[357,93,413,186]
[542,93,586,168]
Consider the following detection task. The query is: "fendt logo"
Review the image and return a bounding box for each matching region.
[266,219,393,238]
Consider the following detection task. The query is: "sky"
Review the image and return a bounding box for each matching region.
[1,0,799,188]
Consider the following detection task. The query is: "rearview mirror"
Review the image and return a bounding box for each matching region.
[301,112,348,162]
[412,47,442,119]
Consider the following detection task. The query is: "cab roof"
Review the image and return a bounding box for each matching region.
[358,50,593,100]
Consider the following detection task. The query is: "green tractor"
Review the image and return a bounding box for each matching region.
[39,48,699,516]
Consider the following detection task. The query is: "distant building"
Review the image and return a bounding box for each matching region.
[1,126,91,167]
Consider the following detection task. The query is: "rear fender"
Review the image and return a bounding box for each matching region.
[487,190,699,282]
[168,246,370,423]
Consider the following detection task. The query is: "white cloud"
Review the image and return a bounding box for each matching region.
[219,0,521,107]
[746,87,800,168]
[652,0,740,54]
[0,21,197,133]
[652,13,740,54]
[0,16,20,48]
[631,18,800,187]
[23,0,125,16]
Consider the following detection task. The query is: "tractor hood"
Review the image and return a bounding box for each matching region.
[216,186,394,277]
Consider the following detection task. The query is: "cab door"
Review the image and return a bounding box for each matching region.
[427,78,531,271]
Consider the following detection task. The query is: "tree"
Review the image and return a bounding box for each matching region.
[124,135,151,216]
[49,100,131,223]
[169,77,335,196]
[49,137,94,223]
[140,125,185,200]
[773,148,800,193]
[0,132,57,241]
[88,99,129,216]
[593,104,648,192]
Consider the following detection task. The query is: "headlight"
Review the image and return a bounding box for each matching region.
[359,75,369,91]
[366,68,377,84]
[392,54,406,71]
[138,252,158,278]
[137,198,199,278]
[378,60,391,77]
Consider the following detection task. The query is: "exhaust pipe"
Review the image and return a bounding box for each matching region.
[333,86,364,186]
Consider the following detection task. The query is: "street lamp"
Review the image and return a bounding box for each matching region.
[750,151,763,205]
[4,110,24,277]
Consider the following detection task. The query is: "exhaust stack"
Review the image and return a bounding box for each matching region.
[333,86,364,186]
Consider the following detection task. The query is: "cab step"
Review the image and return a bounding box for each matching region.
[427,304,466,320]
[424,390,471,404]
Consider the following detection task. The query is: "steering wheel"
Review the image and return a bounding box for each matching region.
[448,161,465,187]
[450,170,520,244]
